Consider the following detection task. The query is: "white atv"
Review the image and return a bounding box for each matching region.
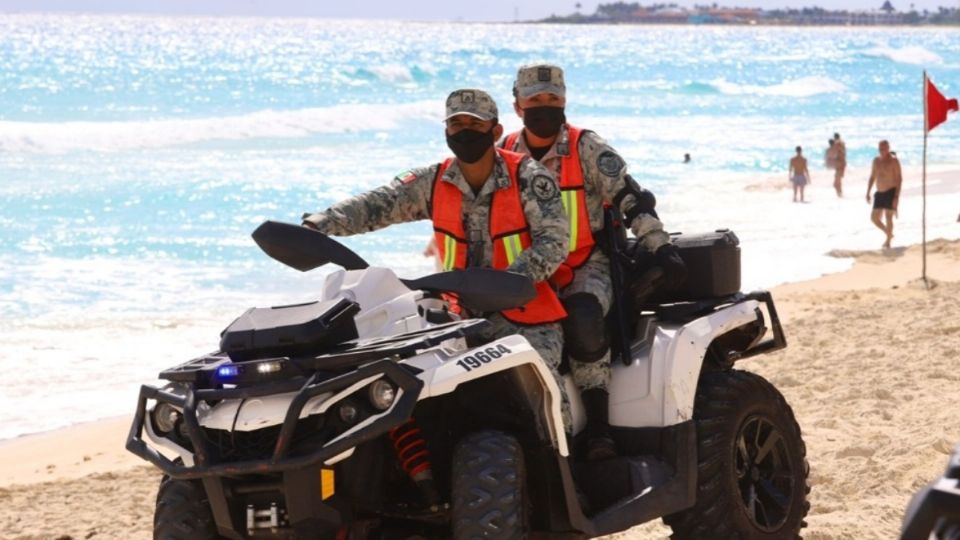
[128,220,810,539]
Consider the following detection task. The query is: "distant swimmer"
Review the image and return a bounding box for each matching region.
[824,139,836,169]
[832,132,846,197]
[683,153,691,163]
[789,146,810,203]
[866,139,902,249]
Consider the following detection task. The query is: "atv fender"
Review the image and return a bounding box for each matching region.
[662,299,764,425]
[610,299,764,428]
[416,334,570,457]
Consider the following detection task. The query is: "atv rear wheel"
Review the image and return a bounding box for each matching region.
[451,430,528,540]
[664,369,810,540]
[154,474,222,540]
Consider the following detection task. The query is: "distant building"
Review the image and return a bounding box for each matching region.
[537,1,957,26]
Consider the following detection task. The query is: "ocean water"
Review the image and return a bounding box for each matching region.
[1,14,959,439]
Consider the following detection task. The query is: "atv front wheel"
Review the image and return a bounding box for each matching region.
[451,430,528,539]
[154,474,222,540]
[664,369,810,540]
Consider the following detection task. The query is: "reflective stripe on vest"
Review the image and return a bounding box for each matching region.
[505,125,596,287]
[441,233,458,271]
[430,149,566,325]
[502,233,524,265]
[561,188,579,253]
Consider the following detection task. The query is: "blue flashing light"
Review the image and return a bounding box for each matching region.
[217,364,240,379]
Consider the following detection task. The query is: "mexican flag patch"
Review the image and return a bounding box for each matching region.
[395,170,417,184]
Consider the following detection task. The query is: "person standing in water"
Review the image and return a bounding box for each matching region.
[832,132,846,197]
[866,140,902,249]
[789,146,810,203]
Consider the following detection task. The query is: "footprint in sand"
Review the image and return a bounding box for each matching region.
[874,388,893,400]
[934,438,955,454]
[837,446,876,459]
[775,375,802,387]
[814,418,838,429]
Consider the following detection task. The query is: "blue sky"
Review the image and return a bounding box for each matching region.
[1,0,955,22]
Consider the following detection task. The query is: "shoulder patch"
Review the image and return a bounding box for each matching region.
[531,175,559,202]
[394,170,417,184]
[597,151,625,177]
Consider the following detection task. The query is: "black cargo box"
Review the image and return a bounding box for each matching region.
[668,229,741,300]
[220,298,360,361]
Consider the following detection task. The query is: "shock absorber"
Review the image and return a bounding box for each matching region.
[389,418,439,507]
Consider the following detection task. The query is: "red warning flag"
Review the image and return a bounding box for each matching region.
[926,76,958,133]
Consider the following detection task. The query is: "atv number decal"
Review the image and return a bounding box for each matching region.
[456,345,512,372]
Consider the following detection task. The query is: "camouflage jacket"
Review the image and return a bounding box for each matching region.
[502,124,670,253]
[302,152,568,283]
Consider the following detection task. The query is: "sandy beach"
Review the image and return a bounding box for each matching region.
[2,239,960,540]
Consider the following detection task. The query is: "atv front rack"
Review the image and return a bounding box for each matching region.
[126,359,424,479]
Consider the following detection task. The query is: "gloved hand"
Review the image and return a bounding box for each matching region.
[653,243,687,292]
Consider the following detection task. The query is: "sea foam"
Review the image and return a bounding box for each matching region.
[710,76,848,98]
[0,101,440,154]
[862,45,944,66]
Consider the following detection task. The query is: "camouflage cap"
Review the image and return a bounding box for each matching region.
[444,89,498,122]
[514,64,566,98]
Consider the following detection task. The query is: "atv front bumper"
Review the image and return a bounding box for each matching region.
[126,359,423,478]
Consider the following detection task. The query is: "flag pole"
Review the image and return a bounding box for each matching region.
[922,70,928,287]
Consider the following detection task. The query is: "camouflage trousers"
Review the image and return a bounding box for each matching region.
[480,314,570,432]
[560,251,612,393]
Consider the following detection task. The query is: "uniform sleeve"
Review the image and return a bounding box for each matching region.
[578,131,670,252]
[508,159,569,282]
[302,166,436,236]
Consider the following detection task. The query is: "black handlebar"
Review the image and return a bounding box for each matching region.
[253,221,536,313]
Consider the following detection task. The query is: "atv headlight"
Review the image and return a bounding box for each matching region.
[153,403,181,434]
[338,402,360,424]
[255,360,283,375]
[368,380,396,411]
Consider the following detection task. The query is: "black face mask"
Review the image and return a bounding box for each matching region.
[446,127,495,164]
[522,106,566,139]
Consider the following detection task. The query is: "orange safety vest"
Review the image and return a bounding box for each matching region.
[504,125,595,289]
[431,149,567,325]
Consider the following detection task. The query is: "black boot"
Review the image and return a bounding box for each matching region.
[581,388,616,461]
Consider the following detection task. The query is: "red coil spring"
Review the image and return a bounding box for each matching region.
[389,418,432,479]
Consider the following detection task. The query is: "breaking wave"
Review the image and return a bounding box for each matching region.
[861,45,943,66]
[0,100,440,153]
[709,76,848,97]
[614,77,846,97]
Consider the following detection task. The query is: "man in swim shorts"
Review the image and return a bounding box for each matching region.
[866,139,902,249]
[789,146,810,203]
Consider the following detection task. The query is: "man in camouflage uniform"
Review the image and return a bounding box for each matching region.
[502,64,685,460]
[303,89,575,430]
